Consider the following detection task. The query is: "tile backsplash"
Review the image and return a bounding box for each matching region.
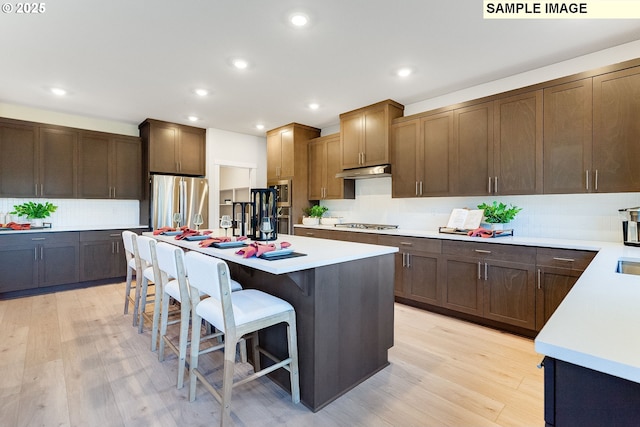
[0,198,140,227]
[321,178,638,243]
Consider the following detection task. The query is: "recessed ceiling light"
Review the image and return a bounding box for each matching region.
[50,87,67,96]
[397,68,413,78]
[256,124,265,130]
[232,59,249,70]
[194,89,208,97]
[308,103,320,110]
[187,116,199,122]
[290,13,309,27]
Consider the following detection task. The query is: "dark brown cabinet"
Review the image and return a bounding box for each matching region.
[391,112,452,197]
[139,119,206,176]
[535,248,595,330]
[78,132,141,199]
[0,232,79,293]
[0,118,38,197]
[308,133,354,200]
[79,230,128,282]
[40,126,78,198]
[543,79,593,194]
[378,235,441,305]
[593,67,640,193]
[492,90,543,195]
[442,240,537,330]
[340,100,404,169]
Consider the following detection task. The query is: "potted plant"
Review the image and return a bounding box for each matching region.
[10,201,58,227]
[477,201,521,230]
[302,205,328,225]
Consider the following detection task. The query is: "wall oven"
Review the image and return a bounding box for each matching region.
[268,179,292,235]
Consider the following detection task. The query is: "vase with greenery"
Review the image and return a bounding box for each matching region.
[477,201,521,229]
[10,201,58,226]
[302,205,328,225]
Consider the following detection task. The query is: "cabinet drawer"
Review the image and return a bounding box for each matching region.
[0,232,78,246]
[536,248,595,271]
[80,230,126,242]
[442,240,535,264]
[378,235,441,253]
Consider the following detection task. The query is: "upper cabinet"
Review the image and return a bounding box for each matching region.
[0,117,141,200]
[340,100,404,169]
[308,133,355,200]
[592,67,640,193]
[391,112,452,198]
[78,132,141,199]
[139,119,206,176]
[543,79,593,194]
[266,123,320,181]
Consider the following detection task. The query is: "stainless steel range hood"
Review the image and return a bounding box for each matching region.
[335,164,391,179]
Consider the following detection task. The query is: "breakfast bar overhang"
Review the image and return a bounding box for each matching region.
[148,233,398,411]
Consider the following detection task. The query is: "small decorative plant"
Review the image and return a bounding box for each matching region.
[11,201,58,219]
[477,201,521,224]
[303,205,329,218]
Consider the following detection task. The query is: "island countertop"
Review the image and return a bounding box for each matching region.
[146,232,398,275]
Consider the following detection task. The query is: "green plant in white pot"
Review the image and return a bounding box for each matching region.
[477,201,521,230]
[302,205,328,225]
[10,201,57,226]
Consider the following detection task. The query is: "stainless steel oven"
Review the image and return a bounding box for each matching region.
[268,180,292,234]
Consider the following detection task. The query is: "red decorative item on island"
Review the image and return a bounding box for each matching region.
[236,241,291,258]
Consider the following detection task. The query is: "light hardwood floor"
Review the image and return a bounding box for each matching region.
[0,282,544,427]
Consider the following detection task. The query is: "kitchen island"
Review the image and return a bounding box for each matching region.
[148,232,398,412]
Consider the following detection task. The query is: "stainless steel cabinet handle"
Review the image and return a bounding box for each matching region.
[305,232,314,236]
[40,184,43,196]
[553,257,575,262]
[484,262,488,281]
[478,261,482,280]
[34,248,38,260]
[586,170,589,190]
[406,253,411,268]
[402,253,406,267]
[109,233,120,237]
[40,247,43,260]
[474,249,492,254]
[35,184,38,196]
[113,187,116,198]
[31,237,46,241]
[415,181,419,196]
[595,169,598,191]
[488,177,492,194]
[494,176,498,193]
[399,242,413,246]
[537,268,541,289]
[419,181,423,196]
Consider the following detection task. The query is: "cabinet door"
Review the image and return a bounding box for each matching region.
[78,133,111,198]
[452,102,493,196]
[341,114,363,169]
[536,267,581,330]
[405,252,439,305]
[483,260,536,329]
[421,112,453,196]
[0,243,38,292]
[0,120,38,197]
[308,138,325,200]
[325,134,350,199]
[543,79,593,194]
[178,128,205,176]
[442,255,483,316]
[391,120,419,198]
[40,126,78,198]
[593,67,640,192]
[112,137,141,199]
[149,124,178,174]
[39,241,79,287]
[279,129,295,178]
[493,90,543,195]
[392,252,406,297]
[266,132,282,180]
[80,240,117,281]
[363,108,387,166]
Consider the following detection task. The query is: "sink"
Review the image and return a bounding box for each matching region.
[616,258,640,275]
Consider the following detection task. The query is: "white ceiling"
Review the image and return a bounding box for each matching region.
[2,0,640,136]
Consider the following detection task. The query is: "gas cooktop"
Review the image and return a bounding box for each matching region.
[334,223,398,230]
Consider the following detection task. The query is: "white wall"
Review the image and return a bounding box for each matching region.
[319,40,640,243]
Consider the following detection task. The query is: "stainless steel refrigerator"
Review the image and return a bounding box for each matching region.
[150,174,209,230]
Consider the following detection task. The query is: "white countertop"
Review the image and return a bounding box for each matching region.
[147,232,398,275]
[0,224,148,234]
[296,224,640,383]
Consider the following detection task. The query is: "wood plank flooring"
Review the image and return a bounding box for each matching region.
[0,282,544,427]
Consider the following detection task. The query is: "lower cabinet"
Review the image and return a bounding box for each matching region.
[295,227,595,334]
[441,240,538,330]
[0,232,79,293]
[378,235,441,305]
[79,230,129,281]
